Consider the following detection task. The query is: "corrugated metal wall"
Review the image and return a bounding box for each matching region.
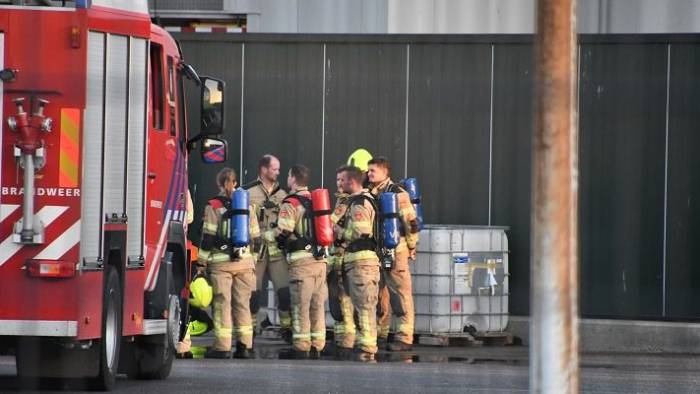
[178,33,700,321]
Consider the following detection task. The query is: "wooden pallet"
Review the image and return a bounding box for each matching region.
[416,331,519,347]
[416,332,483,347]
[474,331,517,346]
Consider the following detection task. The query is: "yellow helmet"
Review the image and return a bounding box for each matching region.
[347,148,373,172]
[189,275,213,309]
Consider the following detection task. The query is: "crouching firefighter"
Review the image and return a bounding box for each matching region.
[267,165,330,360]
[197,167,260,359]
[368,156,420,352]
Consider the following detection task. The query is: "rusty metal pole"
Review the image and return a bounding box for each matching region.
[531,0,579,392]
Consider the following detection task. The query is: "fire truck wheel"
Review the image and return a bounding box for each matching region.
[89,266,122,390]
[129,295,178,380]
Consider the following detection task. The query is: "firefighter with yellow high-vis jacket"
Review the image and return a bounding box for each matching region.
[368,156,420,352]
[267,165,328,360]
[197,167,259,359]
[335,165,381,362]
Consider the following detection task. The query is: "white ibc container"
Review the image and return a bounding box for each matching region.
[265,225,509,334]
[413,225,509,335]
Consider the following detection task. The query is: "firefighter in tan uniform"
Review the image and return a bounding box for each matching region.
[267,165,327,359]
[197,167,259,359]
[244,154,291,339]
[368,157,420,352]
[335,165,381,362]
[328,170,355,357]
[176,190,196,359]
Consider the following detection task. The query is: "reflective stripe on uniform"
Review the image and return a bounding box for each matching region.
[358,335,377,346]
[214,326,233,338]
[199,249,232,263]
[288,249,314,263]
[236,325,253,337]
[397,323,413,334]
[267,243,283,257]
[343,250,378,263]
[203,221,218,232]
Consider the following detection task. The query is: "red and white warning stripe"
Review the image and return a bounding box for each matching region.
[0,204,19,222]
[144,209,171,291]
[164,26,245,33]
[34,220,81,260]
[0,205,74,267]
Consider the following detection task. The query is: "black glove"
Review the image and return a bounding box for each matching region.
[252,237,263,253]
[276,232,288,251]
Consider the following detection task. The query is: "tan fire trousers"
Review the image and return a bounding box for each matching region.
[333,268,357,349]
[254,250,291,328]
[289,259,328,352]
[209,263,256,351]
[344,259,380,354]
[377,250,415,344]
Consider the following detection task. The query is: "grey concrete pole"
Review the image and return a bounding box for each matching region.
[530,0,580,392]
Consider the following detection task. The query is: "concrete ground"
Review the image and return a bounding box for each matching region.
[1,333,700,393]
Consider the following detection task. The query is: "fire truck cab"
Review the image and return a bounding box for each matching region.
[0,0,227,389]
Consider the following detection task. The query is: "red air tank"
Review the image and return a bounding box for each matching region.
[311,188,333,247]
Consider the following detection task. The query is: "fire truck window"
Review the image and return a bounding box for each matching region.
[150,43,164,130]
[167,56,176,136]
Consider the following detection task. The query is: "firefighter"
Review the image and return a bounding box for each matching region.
[328,168,356,357]
[197,167,259,359]
[335,165,381,362]
[368,156,420,352]
[268,165,328,360]
[177,190,197,359]
[244,154,292,340]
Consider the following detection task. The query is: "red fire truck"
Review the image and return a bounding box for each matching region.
[0,0,227,389]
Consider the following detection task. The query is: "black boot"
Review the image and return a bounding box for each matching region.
[233,342,254,359]
[309,347,322,360]
[204,348,231,359]
[176,351,193,359]
[356,350,376,363]
[386,341,413,352]
[279,348,310,360]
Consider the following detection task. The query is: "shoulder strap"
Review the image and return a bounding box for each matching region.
[349,193,377,210]
[387,183,406,194]
[241,180,262,190]
[209,196,230,210]
[345,194,378,224]
[345,193,381,247]
[270,185,282,197]
[283,194,311,209]
[282,194,314,240]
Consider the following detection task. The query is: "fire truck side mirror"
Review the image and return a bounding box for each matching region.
[201,77,225,135]
[201,137,227,164]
